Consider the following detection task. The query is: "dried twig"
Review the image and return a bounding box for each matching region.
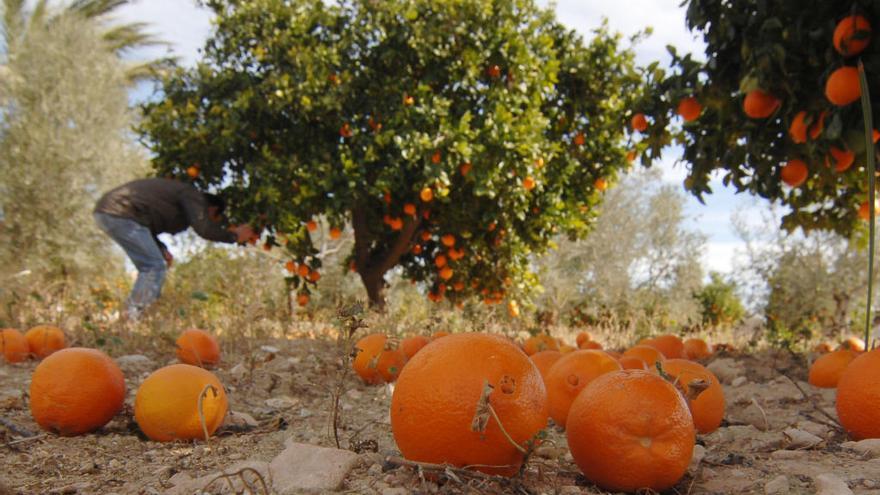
[4,433,46,448]
[197,384,219,443]
[383,456,534,495]
[0,417,36,438]
[330,301,368,449]
[750,397,770,432]
[777,371,842,429]
[202,467,270,494]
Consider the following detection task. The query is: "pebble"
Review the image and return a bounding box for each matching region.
[814,473,854,495]
[368,463,383,476]
[764,475,789,494]
[731,376,748,387]
[381,488,408,495]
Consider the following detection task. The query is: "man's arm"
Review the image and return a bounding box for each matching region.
[180,190,238,243]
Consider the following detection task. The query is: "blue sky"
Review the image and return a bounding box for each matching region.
[114,0,775,275]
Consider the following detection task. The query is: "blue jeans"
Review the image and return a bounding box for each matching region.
[94,212,166,319]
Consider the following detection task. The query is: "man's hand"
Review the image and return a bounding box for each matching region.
[229,224,257,244]
[162,249,174,268]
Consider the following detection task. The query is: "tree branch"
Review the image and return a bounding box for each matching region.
[375,214,420,276]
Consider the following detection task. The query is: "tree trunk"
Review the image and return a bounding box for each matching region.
[359,269,387,309]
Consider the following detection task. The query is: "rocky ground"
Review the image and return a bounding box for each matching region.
[1,334,880,495]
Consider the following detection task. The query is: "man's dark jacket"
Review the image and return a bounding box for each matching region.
[94,178,236,250]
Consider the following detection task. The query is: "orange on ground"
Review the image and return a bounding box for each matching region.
[648,334,685,359]
[545,350,621,426]
[825,66,861,106]
[578,340,603,350]
[619,356,649,370]
[631,113,648,132]
[566,370,694,492]
[677,97,702,122]
[827,146,855,173]
[1,328,29,363]
[25,325,66,359]
[575,332,594,348]
[352,333,407,385]
[781,159,808,188]
[401,336,430,360]
[661,359,725,434]
[683,338,712,360]
[329,227,342,239]
[622,345,665,370]
[420,187,433,202]
[789,111,809,144]
[836,349,880,439]
[809,350,858,388]
[558,344,576,353]
[839,336,866,352]
[134,364,227,442]
[30,348,125,436]
[834,15,872,57]
[523,334,559,355]
[530,350,563,382]
[743,89,780,118]
[813,342,834,354]
[431,331,450,340]
[175,329,221,367]
[391,333,548,476]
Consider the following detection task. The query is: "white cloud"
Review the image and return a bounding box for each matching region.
[113,0,213,67]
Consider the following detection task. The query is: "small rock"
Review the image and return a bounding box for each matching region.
[739,402,770,431]
[795,420,830,439]
[367,463,383,476]
[381,488,408,495]
[265,396,299,410]
[224,410,259,429]
[346,389,363,400]
[299,408,313,418]
[167,472,192,486]
[107,459,123,471]
[770,449,808,460]
[706,358,744,384]
[764,475,789,494]
[534,445,567,459]
[269,442,361,494]
[688,444,707,474]
[116,354,154,373]
[731,376,748,387]
[260,345,280,354]
[230,363,247,378]
[814,473,853,495]
[783,428,823,450]
[841,439,880,458]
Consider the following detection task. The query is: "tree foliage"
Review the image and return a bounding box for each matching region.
[693,271,745,329]
[138,0,644,306]
[0,2,159,283]
[635,0,880,236]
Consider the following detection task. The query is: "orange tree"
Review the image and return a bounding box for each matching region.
[137,0,641,308]
[633,0,879,236]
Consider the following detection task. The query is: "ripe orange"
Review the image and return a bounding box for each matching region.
[809,111,827,139]
[297,264,310,278]
[839,336,866,352]
[134,364,227,442]
[813,341,834,354]
[618,356,649,370]
[285,260,297,273]
[1,328,29,363]
[836,349,880,439]
[403,203,416,216]
[661,359,725,434]
[788,111,809,144]
[683,338,712,360]
[631,113,648,132]
[389,217,403,230]
[431,331,450,340]
[420,187,433,202]
[834,15,872,57]
[575,332,594,347]
[809,350,857,388]
[677,96,702,122]
[594,177,608,191]
[175,329,221,368]
[391,333,548,476]
[566,370,695,492]
[460,162,472,176]
[573,132,586,146]
[30,348,125,436]
[827,146,855,173]
[825,66,861,106]
[523,176,536,191]
[339,123,353,138]
[441,234,456,247]
[578,340,603,350]
[431,150,442,164]
[743,89,780,118]
[523,334,559,355]
[859,199,879,221]
[186,165,200,178]
[25,325,66,359]
[401,336,430,360]
[622,345,665,370]
[434,254,447,268]
[781,159,808,187]
[353,333,407,385]
[545,350,621,426]
[530,350,563,382]
[296,293,310,306]
[329,227,342,239]
[648,334,685,359]
[507,300,520,318]
[306,220,318,232]
[439,266,453,280]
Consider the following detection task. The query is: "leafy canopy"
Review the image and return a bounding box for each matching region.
[138,0,643,306]
[635,0,880,236]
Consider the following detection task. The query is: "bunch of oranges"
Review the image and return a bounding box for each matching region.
[1,324,67,363]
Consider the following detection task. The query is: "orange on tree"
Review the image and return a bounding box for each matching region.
[352,333,407,384]
[780,159,808,188]
[391,333,548,476]
[522,176,536,191]
[329,227,342,239]
[419,187,433,203]
[683,338,712,360]
[788,111,809,144]
[30,348,125,436]
[297,263,310,277]
[566,370,695,493]
[439,266,453,280]
[522,334,559,355]
[400,335,430,360]
[859,199,880,221]
[623,345,665,369]
[134,364,228,442]
[661,359,725,434]
[441,234,456,247]
[175,328,221,368]
[630,112,648,132]
[593,177,608,191]
[743,89,780,118]
[825,66,861,106]
[647,334,685,359]
[459,162,472,176]
[544,349,621,426]
[403,203,416,216]
[1,328,29,363]
[285,260,297,273]
[808,111,826,139]
[676,96,702,122]
[826,146,855,173]
[296,293,310,306]
[186,165,200,178]
[836,349,880,439]
[808,349,858,388]
[25,325,66,359]
[529,350,563,382]
[834,15,872,57]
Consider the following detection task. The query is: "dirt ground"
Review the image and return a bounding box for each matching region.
[1,331,879,495]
